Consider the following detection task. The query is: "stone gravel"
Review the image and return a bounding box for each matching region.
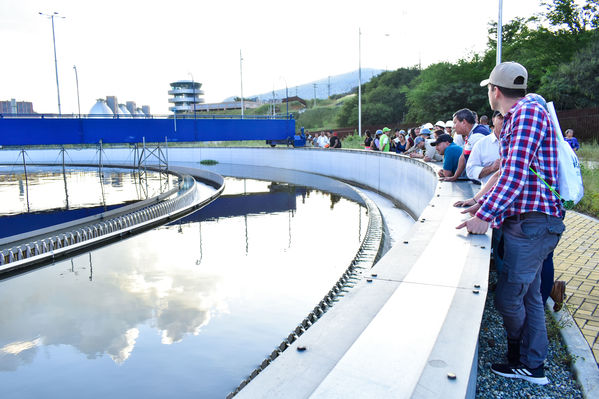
[476,272,584,398]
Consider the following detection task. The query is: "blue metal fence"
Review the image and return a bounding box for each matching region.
[0,115,295,146]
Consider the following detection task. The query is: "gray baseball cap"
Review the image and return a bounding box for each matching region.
[480,61,528,89]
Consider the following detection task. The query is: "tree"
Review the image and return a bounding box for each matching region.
[336,68,419,126]
[485,11,594,92]
[404,60,492,123]
[539,34,599,109]
[336,95,358,127]
[542,0,599,34]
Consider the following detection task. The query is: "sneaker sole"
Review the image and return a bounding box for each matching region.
[491,368,549,385]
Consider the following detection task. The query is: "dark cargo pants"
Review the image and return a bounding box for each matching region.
[494,212,565,369]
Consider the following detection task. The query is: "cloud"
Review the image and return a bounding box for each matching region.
[0,226,228,371]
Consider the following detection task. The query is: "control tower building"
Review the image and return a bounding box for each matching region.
[168,80,204,114]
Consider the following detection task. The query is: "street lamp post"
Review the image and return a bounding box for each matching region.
[384,33,391,71]
[40,11,65,116]
[277,76,289,118]
[240,50,244,119]
[73,65,81,117]
[358,28,362,137]
[188,72,196,119]
[497,0,503,65]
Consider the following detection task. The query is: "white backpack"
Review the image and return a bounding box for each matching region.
[543,102,584,208]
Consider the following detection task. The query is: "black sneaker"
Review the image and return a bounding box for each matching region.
[491,363,549,385]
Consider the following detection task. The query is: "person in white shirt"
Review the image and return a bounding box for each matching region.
[443,108,492,181]
[466,111,503,185]
[317,131,329,148]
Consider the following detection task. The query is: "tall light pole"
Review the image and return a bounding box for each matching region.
[40,12,65,116]
[73,65,81,117]
[188,72,196,119]
[497,0,503,65]
[358,28,362,137]
[240,49,244,119]
[278,76,289,118]
[384,33,391,71]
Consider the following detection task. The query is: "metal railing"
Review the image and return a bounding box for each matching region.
[0,113,294,120]
[0,174,224,274]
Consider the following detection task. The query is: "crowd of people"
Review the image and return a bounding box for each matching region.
[325,61,577,387]
[307,131,342,149]
[300,61,585,388]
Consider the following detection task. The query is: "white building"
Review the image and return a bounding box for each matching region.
[168,80,204,114]
[89,99,113,117]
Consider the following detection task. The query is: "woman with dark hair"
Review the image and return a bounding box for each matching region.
[395,132,408,154]
[363,130,373,149]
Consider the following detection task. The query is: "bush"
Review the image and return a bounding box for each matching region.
[574,165,599,218]
[341,134,366,149]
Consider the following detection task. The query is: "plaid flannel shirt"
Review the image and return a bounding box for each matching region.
[476,94,563,228]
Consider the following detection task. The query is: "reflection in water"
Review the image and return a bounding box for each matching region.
[0,166,177,216]
[0,166,178,239]
[0,178,370,399]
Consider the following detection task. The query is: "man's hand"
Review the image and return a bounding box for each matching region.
[479,159,501,179]
[461,203,481,216]
[456,216,489,234]
[453,198,476,208]
[442,174,458,182]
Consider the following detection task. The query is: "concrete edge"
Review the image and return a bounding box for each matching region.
[547,297,599,398]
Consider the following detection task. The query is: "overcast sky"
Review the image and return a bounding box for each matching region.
[1,0,547,115]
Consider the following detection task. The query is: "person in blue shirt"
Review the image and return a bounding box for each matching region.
[565,129,580,152]
[431,133,463,178]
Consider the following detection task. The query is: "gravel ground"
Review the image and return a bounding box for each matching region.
[476,271,584,398]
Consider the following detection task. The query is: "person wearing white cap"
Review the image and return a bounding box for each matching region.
[434,121,446,130]
[457,61,565,385]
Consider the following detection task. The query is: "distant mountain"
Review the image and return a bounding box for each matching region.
[225,68,384,102]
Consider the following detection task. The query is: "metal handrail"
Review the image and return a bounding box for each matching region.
[0,113,294,120]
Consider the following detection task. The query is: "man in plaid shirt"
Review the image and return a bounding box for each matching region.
[457,62,565,385]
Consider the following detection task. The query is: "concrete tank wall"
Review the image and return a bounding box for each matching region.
[0,146,490,398]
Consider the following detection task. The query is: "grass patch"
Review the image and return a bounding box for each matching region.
[295,106,340,131]
[341,134,366,149]
[199,159,218,165]
[545,307,579,367]
[574,165,599,218]
[573,142,599,218]
[577,140,599,160]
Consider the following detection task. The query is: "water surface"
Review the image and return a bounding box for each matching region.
[0,177,368,398]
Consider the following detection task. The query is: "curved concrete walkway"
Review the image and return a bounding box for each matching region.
[554,211,599,363]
